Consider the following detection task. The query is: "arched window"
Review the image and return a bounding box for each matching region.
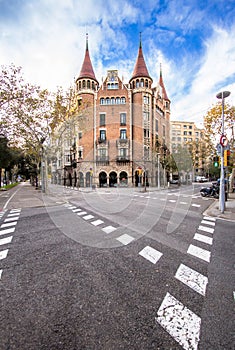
[111,97,115,104]
[145,79,149,88]
[136,80,139,88]
[106,98,110,104]
[140,79,144,87]
[79,81,81,90]
[116,97,120,104]
[82,80,86,88]
[100,98,105,105]
[121,97,126,104]
[92,81,95,90]
[87,80,90,89]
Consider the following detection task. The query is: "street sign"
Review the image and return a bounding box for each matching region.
[216,143,222,155]
[220,134,228,147]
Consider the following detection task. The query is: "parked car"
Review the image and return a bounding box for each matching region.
[195,176,208,182]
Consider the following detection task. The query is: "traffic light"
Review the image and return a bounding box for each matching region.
[224,150,231,167]
[213,156,219,167]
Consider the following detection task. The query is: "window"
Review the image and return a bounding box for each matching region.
[121,97,126,104]
[120,113,126,126]
[100,98,105,105]
[120,129,127,139]
[143,112,149,122]
[184,131,187,135]
[189,125,192,129]
[120,148,127,157]
[155,119,159,132]
[183,125,187,128]
[189,131,192,135]
[100,130,106,140]
[78,132,82,139]
[98,148,107,158]
[144,96,149,104]
[100,114,105,126]
[163,125,166,137]
[116,97,121,104]
[111,97,115,104]
[144,129,150,138]
[177,137,181,141]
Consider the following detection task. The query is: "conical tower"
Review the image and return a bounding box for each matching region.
[76,33,98,91]
[159,63,169,101]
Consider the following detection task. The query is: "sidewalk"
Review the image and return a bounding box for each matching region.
[203,191,235,221]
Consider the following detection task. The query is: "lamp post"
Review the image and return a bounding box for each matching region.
[157,153,160,189]
[216,90,231,213]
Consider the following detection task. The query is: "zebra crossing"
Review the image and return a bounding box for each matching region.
[156,215,216,350]
[131,191,206,208]
[0,208,22,280]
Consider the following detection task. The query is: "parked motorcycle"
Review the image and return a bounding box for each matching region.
[200,183,219,198]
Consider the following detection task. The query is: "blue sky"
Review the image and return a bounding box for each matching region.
[0,0,235,127]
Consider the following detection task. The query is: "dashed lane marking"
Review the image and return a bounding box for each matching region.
[192,203,201,207]
[1,221,17,228]
[198,225,214,234]
[4,216,20,222]
[91,219,104,226]
[72,208,82,212]
[0,227,15,236]
[187,244,211,263]
[156,292,201,350]
[0,249,9,260]
[193,233,213,245]
[0,236,13,246]
[201,219,215,226]
[83,214,94,221]
[102,226,117,234]
[203,216,216,222]
[116,234,135,245]
[175,263,208,296]
[139,245,163,264]
[76,211,87,216]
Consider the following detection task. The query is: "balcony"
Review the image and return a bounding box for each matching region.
[116,156,130,163]
[96,156,109,165]
[116,138,130,147]
[96,138,108,145]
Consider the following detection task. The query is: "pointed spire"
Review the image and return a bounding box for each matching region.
[131,33,151,80]
[78,33,98,82]
[159,63,169,100]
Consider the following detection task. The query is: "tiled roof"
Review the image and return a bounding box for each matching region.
[78,34,97,81]
[159,65,169,100]
[131,36,151,80]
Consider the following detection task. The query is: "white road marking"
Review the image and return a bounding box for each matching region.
[0,249,9,260]
[0,236,13,246]
[83,215,94,220]
[201,220,215,226]
[203,216,216,222]
[7,213,20,217]
[4,217,19,222]
[192,204,200,207]
[180,201,187,205]
[169,199,176,203]
[91,219,104,226]
[1,222,17,228]
[0,227,15,236]
[0,270,2,279]
[9,209,21,213]
[187,244,211,262]
[198,225,214,234]
[102,226,117,234]
[72,208,82,212]
[67,206,77,210]
[116,234,135,245]
[139,246,162,264]
[76,211,87,216]
[156,292,201,350]
[194,233,213,245]
[175,263,208,296]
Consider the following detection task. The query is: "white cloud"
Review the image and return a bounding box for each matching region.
[171,25,235,125]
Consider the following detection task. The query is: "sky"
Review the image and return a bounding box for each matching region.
[0,0,235,127]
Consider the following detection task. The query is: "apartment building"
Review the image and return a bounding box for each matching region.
[170,121,207,181]
[51,34,171,187]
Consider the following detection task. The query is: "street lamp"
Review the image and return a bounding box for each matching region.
[216,90,231,213]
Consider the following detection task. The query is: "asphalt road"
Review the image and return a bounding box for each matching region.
[0,184,234,350]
